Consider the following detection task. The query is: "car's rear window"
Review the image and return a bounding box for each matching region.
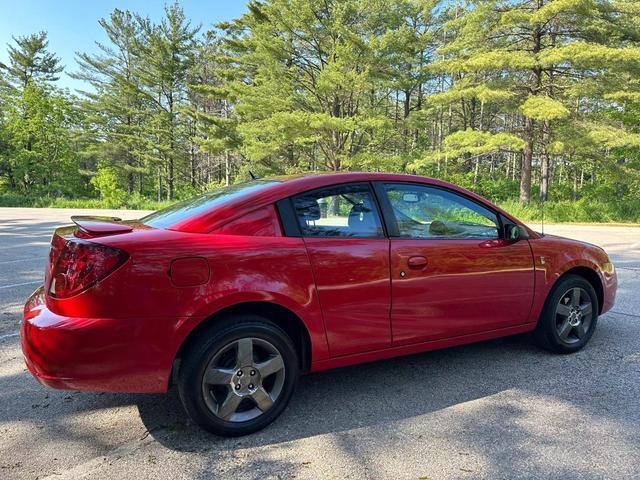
[141,180,281,229]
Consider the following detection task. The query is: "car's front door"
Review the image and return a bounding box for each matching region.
[290,182,391,357]
[376,182,535,346]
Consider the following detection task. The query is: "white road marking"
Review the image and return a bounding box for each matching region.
[0,257,43,265]
[0,332,19,341]
[0,280,42,290]
[0,242,49,250]
[0,232,51,237]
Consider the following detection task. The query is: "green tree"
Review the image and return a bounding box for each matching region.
[90,165,127,207]
[136,2,199,200]
[0,32,81,196]
[189,32,241,187]
[73,9,150,195]
[428,0,640,203]
[211,0,439,175]
[1,32,63,90]
[1,84,80,193]
[1,1,638,220]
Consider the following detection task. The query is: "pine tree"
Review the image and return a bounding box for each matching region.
[2,32,63,90]
[73,9,150,195]
[214,0,439,174]
[135,2,199,200]
[427,0,640,203]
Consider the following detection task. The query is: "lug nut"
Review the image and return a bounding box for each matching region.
[248,384,254,389]
[250,370,256,376]
[235,384,241,390]
[237,371,243,377]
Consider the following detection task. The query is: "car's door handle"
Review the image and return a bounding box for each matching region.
[407,256,428,268]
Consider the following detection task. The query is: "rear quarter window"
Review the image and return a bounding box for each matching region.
[141,180,281,229]
[213,205,282,236]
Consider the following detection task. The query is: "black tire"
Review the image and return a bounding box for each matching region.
[534,274,599,354]
[178,314,299,436]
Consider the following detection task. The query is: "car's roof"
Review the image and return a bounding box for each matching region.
[157,172,528,234]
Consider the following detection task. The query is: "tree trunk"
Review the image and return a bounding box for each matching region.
[473,101,485,185]
[190,141,196,188]
[473,157,480,185]
[127,173,134,195]
[167,157,174,201]
[523,12,543,204]
[156,166,162,202]
[330,196,340,216]
[520,117,534,203]
[539,119,550,202]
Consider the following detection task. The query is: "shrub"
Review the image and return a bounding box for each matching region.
[90,166,127,208]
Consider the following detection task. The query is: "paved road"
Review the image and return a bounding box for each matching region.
[1,208,639,479]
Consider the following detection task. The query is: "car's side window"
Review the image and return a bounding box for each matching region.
[292,183,384,238]
[383,183,499,239]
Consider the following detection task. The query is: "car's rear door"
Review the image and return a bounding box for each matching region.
[374,182,535,346]
[287,182,391,357]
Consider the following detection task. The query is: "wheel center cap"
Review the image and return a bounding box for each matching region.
[568,308,581,327]
[233,366,261,396]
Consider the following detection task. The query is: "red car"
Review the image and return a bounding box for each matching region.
[22,173,617,436]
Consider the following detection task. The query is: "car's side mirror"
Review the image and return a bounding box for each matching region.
[504,223,522,241]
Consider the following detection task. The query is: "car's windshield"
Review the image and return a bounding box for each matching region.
[141,180,281,229]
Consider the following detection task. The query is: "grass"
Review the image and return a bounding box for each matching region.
[499,198,640,224]
[0,193,172,211]
[1,192,639,224]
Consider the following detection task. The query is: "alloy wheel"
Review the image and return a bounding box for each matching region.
[555,287,593,344]
[201,337,286,422]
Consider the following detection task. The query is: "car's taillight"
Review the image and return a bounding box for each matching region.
[49,241,128,299]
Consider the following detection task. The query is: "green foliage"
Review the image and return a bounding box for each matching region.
[1,32,63,89]
[90,166,127,207]
[0,84,84,195]
[0,191,170,210]
[520,96,570,121]
[500,198,640,224]
[0,0,639,224]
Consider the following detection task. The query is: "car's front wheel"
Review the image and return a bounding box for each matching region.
[535,274,599,353]
[178,315,299,436]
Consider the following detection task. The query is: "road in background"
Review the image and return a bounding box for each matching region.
[1,208,638,479]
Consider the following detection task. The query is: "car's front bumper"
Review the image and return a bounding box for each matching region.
[21,287,174,393]
[601,265,617,315]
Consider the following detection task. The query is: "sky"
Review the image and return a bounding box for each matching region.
[0,1,249,92]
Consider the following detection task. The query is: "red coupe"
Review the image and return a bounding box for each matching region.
[22,173,617,436]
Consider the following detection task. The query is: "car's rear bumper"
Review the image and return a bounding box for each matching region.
[21,287,174,393]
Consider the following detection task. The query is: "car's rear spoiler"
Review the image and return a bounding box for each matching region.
[70,216,134,235]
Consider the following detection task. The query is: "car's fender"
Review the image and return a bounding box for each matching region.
[527,235,614,322]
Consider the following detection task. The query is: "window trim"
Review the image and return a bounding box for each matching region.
[276,198,302,237]
[372,181,505,241]
[284,182,388,240]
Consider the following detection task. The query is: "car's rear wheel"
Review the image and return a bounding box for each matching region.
[534,274,598,353]
[178,315,299,436]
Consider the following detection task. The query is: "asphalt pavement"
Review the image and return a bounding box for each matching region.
[0,208,639,479]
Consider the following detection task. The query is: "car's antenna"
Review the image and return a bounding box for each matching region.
[249,170,257,180]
